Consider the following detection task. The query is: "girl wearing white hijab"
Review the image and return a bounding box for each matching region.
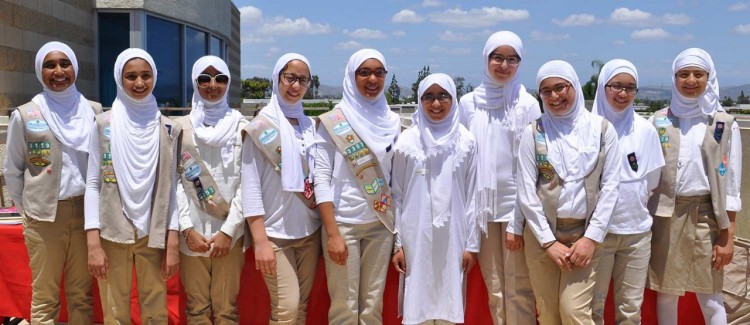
[391,73,479,324]
[84,48,181,323]
[242,53,321,324]
[313,49,400,324]
[457,30,540,324]
[590,59,664,325]
[4,41,101,324]
[647,48,742,325]
[516,60,620,324]
[176,55,247,324]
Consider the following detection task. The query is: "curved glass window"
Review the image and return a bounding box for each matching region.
[147,15,183,107]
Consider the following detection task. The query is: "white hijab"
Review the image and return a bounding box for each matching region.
[32,41,95,152]
[537,60,602,181]
[472,31,525,111]
[593,59,663,182]
[259,53,314,192]
[110,48,162,227]
[189,55,242,168]
[670,48,723,118]
[339,49,400,163]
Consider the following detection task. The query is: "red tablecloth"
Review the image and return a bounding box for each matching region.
[0,224,707,324]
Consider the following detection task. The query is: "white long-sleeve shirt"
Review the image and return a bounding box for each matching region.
[84,121,179,237]
[4,110,88,214]
[512,120,620,244]
[178,124,246,256]
[313,124,395,224]
[242,124,320,239]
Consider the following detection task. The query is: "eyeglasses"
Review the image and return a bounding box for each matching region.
[281,73,311,87]
[196,74,229,88]
[356,68,388,78]
[421,93,452,104]
[489,54,521,66]
[539,83,571,98]
[606,84,638,95]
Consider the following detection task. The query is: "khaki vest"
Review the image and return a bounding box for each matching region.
[647,108,733,229]
[173,116,231,219]
[96,111,182,249]
[532,118,607,233]
[319,108,396,233]
[18,100,103,221]
[242,114,317,209]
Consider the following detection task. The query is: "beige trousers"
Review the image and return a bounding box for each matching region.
[98,236,167,325]
[180,240,245,325]
[322,221,393,325]
[23,196,93,325]
[477,222,536,325]
[524,220,602,325]
[262,229,321,325]
[591,231,651,325]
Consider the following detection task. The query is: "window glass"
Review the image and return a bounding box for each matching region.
[98,13,130,106]
[147,15,182,107]
[185,27,207,108]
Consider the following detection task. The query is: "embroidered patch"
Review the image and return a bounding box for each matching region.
[303,177,315,200]
[29,156,51,167]
[26,120,49,133]
[538,161,554,180]
[373,194,392,212]
[415,168,427,175]
[535,133,546,144]
[535,154,548,163]
[250,120,267,129]
[102,152,112,166]
[181,152,193,161]
[346,134,355,143]
[658,128,666,136]
[355,162,378,178]
[328,113,345,121]
[27,142,51,155]
[655,117,672,127]
[355,155,372,166]
[27,109,41,119]
[259,128,278,145]
[363,178,384,195]
[659,136,670,143]
[346,141,366,156]
[627,152,638,172]
[103,127,111,139]
[333,122,352,135]
[177,165,184,174]
[184,163,202,181]
[275,146,282,154]
[103,171,117,183]
[197,186,216,201]
[718,162,727,176]
[714,122,725,141]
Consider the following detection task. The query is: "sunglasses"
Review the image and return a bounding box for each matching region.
[196,74,229,88]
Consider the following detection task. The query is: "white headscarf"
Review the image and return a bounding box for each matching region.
[592,59,639,136]
[670,48,723,118]
[32,41,95,152]
[537,60,602,181]
[339,49,400,163]
[259,53,314,192]
[189,55,242,168]
[110,48,162,228]
[472,31,525,111]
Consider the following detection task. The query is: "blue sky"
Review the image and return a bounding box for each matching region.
[235,1,750,92]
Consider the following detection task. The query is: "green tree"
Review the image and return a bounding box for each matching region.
[410,66,431,102]
[242,77,271,99]
[453,76,466,99]
[721,96,735,107]
[582,59,604,100]
[312,75,320,99]
[387,74,401,104]
[737,90,750,104]
[466,83,474,93]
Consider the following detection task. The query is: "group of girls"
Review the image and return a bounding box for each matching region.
[4,28,740,325]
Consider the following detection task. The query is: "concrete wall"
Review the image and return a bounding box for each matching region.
[736,128,750,239]
[0,0,97,109]
[227,4,241,108]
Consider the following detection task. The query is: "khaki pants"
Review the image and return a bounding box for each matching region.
[524,219,602,325]
[477,222,536,325]
[98,236,167,324]
[181,240,245,325]
[322,221,393,325]
[23,196,93,325]
[592,231,651,325]
[262,229,321,325]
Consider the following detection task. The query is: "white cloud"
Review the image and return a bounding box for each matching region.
[663,13,691,25]
[631,28,670,40]
[429,7,529,28]
[239,6,262,25]
[422,0,444,7]
[437,30,485,41]
[610,8,652,26]
[613,40,626,45]
[734,24,750,34]
[335,40,364,50]
[392,9,425,23]
[552,14,597,26]
[530,31,570,41]
[347,28,387,39]
[393,30,406,37]
[729,3,749,11]
[258,17,332,36]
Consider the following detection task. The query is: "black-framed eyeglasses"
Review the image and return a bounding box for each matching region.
[196,74,229,88]
[539,82,571,98]
[489,54,521,66]
[605,84,638,95]
[356,68,387,78]
[282,73,311,87]
[421,92,452,104]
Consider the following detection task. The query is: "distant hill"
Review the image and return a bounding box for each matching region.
[635,84,750,101]
[316,84,413,100]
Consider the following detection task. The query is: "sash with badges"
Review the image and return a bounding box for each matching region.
[319,108,394,230]
[176,118,231,219]
[243,115,317,209]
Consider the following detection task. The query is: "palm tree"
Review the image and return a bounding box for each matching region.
[312,75,320,99]
[582,59,604,100]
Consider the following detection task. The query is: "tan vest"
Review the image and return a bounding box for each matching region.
[242,114,317,209]
[647,108,733,229]
[319,108,396,233]
[532,118,607,233]
[18,100,103,221]
[173,116,231,219]
[95,111,182,249]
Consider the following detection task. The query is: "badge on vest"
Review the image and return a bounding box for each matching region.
[535,133,546,144]
[27,109,41,119]
[373,194,392,212]
[103,171,117,183]
[259,128,278,144]
[27,120,49,133]
[333,122,352,135]
[655,117,672,128]
[29,156,51,167]
[328,113,345,121]
[102,152,112,166]
[714,122,725,141]
[103,127,111,139]
[28,142,50,155]
[718,162,727,176]
[364,177,384,194]
[627,152,638,172]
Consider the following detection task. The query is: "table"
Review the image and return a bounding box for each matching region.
[0,224,707,324]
